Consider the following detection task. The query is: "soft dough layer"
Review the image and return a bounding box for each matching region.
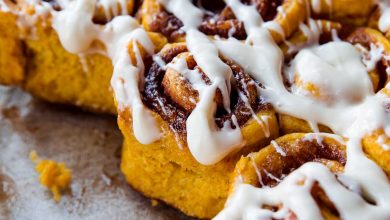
[0,11,25,85]
[119,107,279,219]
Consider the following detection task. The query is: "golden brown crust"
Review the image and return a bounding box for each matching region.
[119,104,279,218]
[363,129,390,178]
[0,10,25,86]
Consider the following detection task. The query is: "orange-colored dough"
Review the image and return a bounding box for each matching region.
[30,151,72,202]
[119,106,279,219]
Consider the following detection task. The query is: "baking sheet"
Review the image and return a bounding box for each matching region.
[0,86,191,220]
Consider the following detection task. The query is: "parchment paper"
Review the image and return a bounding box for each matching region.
[0,86,191,220]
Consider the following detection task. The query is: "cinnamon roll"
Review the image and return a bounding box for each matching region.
[0,0,147,114]
[118,42,279,218]
[140,0,308,43]
[116,1,390,219]
[216,133,390,219]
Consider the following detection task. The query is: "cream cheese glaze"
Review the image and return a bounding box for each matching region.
[0,0,9,11]
[98,0,129,21]
[379,0,390,33]
[291,42,373,104]
[2,0,390,219]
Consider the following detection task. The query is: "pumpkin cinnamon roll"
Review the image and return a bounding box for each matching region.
[0,0,144,114]
[216,133,390,219]
[118,42,279,218]
[140,0,308,43]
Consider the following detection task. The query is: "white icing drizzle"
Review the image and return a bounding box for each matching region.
[216,157,390,220]
[8,1,52,39]
[0,0,10,11]
[379,0,390,33]
[98,0,129,21]
[277,5,286,18]
[302,132,345,144]
[271,140,286,157]
[310,0,322,13]
[355,43,385,72]
[53,0,162,144]
[263,168,281,182]
[377,134,390,150]
[186,84,243,164]
[108,25,162,144]
[186,29,233,110]
[239,90,271,138]
[78,54,90,73]
[263,21,285,39]
[331,28,341,42]
[228,20,237,38]
[167,57,207,91]
[298,19,321,46]
[160,0,244,165]
[310,0,332,14]
[250,155,266,187]
[52,0,100,54]
[291,42,373,104]
[283,19,325,58]
[152,54,166,70]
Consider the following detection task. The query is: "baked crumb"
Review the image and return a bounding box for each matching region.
[30,151,72,202]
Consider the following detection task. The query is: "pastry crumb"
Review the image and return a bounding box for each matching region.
[29,150,72,202]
